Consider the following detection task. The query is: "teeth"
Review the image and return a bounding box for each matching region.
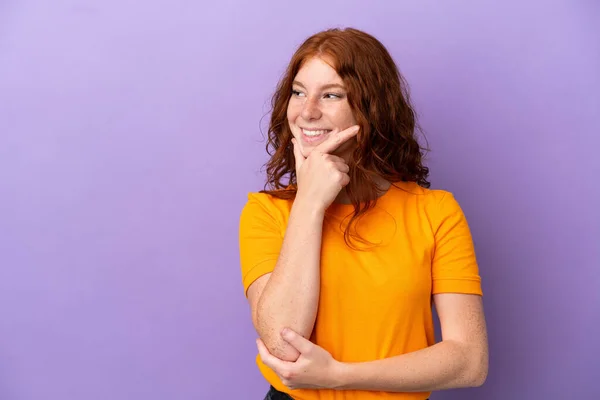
[302,129,329,137]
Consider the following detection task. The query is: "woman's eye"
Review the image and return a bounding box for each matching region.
[291,90,342,99]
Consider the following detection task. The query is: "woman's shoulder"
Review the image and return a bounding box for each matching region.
[389,181,462,213]
[390,181,450,200]
[241,189,294,219]
[246,188,294,205]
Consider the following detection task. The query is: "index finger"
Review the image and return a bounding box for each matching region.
[281,328,313,355]
[316,125,360,154]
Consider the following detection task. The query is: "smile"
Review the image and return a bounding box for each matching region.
[301,128,331,137]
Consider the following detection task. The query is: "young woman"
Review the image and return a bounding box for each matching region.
[239,27,488,400]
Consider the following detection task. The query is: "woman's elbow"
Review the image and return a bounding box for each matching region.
[468,351,489,387]
[254,315,300,361]
[261,334,301,362]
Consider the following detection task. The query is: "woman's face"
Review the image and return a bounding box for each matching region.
[287,56,358,160]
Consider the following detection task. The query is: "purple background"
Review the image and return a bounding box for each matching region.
[1,1,598,399]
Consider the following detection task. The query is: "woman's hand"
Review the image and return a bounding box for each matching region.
[293,125,359,211]
[256,328,346,390]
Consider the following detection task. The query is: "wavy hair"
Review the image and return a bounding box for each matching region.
[260,27,430,247]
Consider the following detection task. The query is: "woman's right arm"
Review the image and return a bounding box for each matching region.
[247,198,325,362]
[246,126,360,362]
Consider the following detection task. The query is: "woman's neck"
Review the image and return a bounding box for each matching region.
[334,178,391,205]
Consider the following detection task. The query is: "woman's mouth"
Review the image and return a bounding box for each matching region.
[301,128,332,144]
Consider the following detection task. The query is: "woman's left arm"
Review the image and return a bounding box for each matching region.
[257,293,488,392]
[336,293,488,392]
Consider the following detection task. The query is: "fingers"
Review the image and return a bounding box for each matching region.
[256,338,296,388]
[316,125,360,154]
[281,328,313,355]
[319,153,349,172]
[334,162,349,173]
[323,155,350,185]
[338,172,350,188]
[256,338,292,371]
[294,139,349,177]
[291,138,305,171]
[323,154,349,173]
[322,154,346,164]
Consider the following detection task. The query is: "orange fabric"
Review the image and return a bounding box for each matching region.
[239,182,482,400]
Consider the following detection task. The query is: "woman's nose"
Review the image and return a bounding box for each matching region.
[301,97,322,120]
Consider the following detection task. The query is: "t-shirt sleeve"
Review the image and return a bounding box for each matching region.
[431,192,483,296]
[239,193,284,297]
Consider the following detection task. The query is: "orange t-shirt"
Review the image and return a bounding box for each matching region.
[238,181,482,400]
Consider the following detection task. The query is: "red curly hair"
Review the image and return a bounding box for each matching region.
[261,27,430,246]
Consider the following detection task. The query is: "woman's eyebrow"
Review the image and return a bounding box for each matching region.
[292,81,346,90]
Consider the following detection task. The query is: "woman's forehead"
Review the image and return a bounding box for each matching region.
[295,57,344,87]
